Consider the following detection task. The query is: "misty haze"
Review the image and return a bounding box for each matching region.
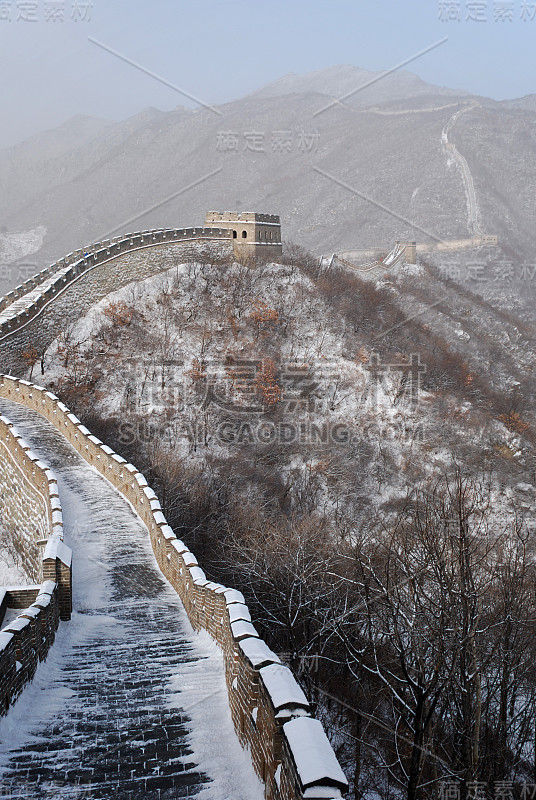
[1,4,536,800]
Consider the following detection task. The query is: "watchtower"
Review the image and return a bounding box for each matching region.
[395,240,417,264]
[204,211,283,263]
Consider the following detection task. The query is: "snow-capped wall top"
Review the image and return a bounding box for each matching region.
[259,663,310,713]
[239,637,281,670]
[283,717,348,792]
[0,226,233,338]
[0,374,348,798]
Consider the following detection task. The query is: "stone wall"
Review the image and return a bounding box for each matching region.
[0,412,72,618]
[338,236,499,266]
[0,375,348,800]
[204,212,283,262]
[0,580,61,716]
[0,410,72,717]
[0,416,53,582]
[0,228,234,375]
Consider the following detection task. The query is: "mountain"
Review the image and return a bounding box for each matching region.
[1,64,535,318]
[500,94,536,112]
[248,64,469,106]
[5,65,536,793]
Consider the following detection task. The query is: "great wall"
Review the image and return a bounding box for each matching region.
[0,167,499,793]
[335,101,498,270]
[0,216,348,799]
[0,407,72,719]
[0,214,283,376]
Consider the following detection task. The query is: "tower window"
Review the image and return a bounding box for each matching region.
[233,230,237,239]
[242,230,247,238]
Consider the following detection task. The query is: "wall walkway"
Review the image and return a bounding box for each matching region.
[0,378,348,800]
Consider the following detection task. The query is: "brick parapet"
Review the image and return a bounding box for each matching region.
[0,228,234,374]
[0,375,348,800]
[0,404,73,716]
[0,580,60,715]
[0,227,233,321]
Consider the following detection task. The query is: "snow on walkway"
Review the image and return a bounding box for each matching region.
[0,400,263,800]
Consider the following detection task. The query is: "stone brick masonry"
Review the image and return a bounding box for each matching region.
[0,376,348,800]
[0,410,72,721]
[0,227,234,375]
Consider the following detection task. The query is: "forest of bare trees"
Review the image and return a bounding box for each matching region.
[140,460,536,800]
[32,246,536,799]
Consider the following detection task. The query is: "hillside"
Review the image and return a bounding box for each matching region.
[31,244,536,796]
[37,246,536,525]
[2,64,536,318]
[3,60,536,796]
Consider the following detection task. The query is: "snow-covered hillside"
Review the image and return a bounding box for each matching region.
[39,253,536,538]
[29,248,536,795]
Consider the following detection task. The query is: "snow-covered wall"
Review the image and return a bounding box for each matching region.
[0,227,234,374]
[0,375,348,800]
[0,414,58,582]
[0,580,61,717]
[0,412,72,717]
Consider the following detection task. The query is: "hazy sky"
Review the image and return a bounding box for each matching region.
[1,0,535,148]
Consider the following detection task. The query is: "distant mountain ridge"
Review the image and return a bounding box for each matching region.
[1,64,535,317]
[249,64,470,106]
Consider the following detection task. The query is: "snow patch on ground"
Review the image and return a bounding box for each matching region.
[166,627,265,800]
[0,226,47,264]
[0,401,265,798]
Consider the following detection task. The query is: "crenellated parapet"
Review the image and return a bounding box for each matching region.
[0,580,61,714]
[0,375,347,800]
[0,409,72,716]
[0,226,233,335]
[0,226,235,374]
